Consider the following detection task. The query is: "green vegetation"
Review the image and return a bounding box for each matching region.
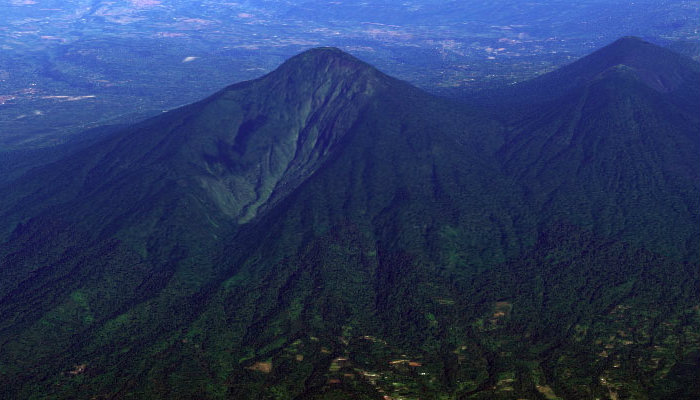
[0,40,698,399]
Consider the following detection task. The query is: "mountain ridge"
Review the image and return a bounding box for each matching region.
[499,62,700,260]
[0,39,698,399]
[487,36,700,106]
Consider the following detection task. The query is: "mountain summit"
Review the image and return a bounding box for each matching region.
[505,36,700,103]
[0,41,698,399]
[499,38,700,261]
[1,47,389,234]
[273,46,379,76]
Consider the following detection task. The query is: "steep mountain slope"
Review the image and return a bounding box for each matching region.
[504,36,700,105]
[0,48,390,347]
[499,60,700,261]
[0,41,698,399]
[1,48,384,232]
[0,47,515,398]
[0,47,381,394]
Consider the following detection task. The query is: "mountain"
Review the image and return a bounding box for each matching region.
[504,36,700,105]
[0,40,698,399]
[499,46,700,262]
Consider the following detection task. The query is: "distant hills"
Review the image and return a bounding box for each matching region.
[0,37,698,399]
[3,1,697,152]
[669,39,700,62]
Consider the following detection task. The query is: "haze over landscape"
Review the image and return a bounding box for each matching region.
[0,1,698,399]
[1,0,698,149]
